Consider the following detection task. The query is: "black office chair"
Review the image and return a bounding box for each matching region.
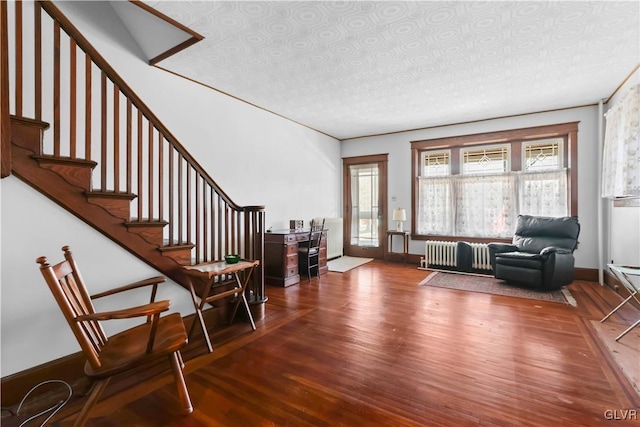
[298,218,325,281]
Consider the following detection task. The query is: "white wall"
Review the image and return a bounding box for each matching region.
[341,106,601,270]
[1,1,341,376]
[1,176,197,376]
[52,1,342,227]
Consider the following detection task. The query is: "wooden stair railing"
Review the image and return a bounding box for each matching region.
[1,0,10,178]
[4,0,266,301]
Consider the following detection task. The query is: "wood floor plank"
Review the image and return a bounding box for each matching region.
[44,260,639,426]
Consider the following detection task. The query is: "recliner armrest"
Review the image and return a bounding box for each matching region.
[488,243,519,253]
[540,246,572,256]
[487,243,519,273]
[495,251,543,260]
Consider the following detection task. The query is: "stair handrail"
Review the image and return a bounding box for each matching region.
[39,1,258,214]
[7,1,266,300]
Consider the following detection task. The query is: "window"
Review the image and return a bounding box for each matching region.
[462,145,509,175]
[422,151,450,177]
[411,123,578,240]
[520,138,568,217]
[524,139,562,172]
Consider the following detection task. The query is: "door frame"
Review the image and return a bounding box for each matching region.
[342,154,388,259]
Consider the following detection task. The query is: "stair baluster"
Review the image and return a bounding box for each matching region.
[3,0,266,302]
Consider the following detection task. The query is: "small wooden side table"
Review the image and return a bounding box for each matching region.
[385,230,410,264]
[183,259,259,353]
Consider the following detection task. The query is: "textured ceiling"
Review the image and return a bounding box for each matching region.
[140,1,640,140]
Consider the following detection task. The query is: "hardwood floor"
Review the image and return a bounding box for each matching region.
[42,261,640,425]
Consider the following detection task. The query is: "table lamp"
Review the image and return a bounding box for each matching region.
[392,208,406,232]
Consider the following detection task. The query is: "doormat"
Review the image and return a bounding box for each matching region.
[419,271,576,306]
[327,256,374,273]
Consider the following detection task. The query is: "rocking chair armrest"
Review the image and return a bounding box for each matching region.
[77,300,170,321]
[91,276,166,299]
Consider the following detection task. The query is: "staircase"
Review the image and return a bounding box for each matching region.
[2,1,266,298]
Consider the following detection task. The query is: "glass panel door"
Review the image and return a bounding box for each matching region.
[343,155,387,259]
[350,163,379,247]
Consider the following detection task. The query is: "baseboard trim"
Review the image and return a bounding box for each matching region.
[0,308,222,407]
[0,351,86,408]
[575,267,598,282]
[407,253,423,266]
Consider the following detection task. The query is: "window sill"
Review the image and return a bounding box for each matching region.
[410,234,511,244]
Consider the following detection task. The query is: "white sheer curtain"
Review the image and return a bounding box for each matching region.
[602,84,640,198]
[417,170,567,238]
[417,176,453,235]
[454,173,517,238]
[519,169,568,217]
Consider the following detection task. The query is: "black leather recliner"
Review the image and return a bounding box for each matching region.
[488,215,580,291]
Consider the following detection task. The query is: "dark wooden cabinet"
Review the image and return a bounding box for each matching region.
[265,229,328,287]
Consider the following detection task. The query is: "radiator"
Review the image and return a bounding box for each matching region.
[424,241,457,268]
[421,241,492,271]
[324,218,343,260]
[469,242,492,270]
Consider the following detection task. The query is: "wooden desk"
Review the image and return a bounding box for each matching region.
[385,230,410,264]
[183,259,259,353]
[264,229,328,287]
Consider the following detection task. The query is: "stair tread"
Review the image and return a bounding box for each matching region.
[125,219,169,226]
[11,143,185,282]
[32,154,97,168]
[158,242,195,251]
[86,190,137,200]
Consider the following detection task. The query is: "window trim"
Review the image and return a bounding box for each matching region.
[410,122,579,242]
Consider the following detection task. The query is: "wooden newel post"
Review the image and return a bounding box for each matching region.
[244,205,267,303]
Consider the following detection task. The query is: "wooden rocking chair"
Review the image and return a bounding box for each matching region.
[36,246,193,426]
